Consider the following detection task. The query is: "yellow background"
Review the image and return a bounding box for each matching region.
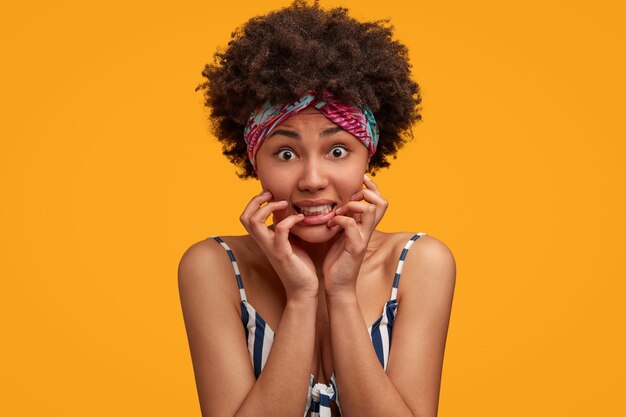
[1,0,624,415]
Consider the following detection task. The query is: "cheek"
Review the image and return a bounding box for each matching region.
[347,180,364,199]
[328,180,358,205]
[260,177,289,201]
[342,153,369,195]
[260,177,289,224]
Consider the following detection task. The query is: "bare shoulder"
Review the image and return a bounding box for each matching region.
[398,233,457,303]
[407,234,456,274]
[372,231,454,264]
[177,236,247,310]
[178,238,228,290]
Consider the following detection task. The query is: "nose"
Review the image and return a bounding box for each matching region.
[297,158,329,193]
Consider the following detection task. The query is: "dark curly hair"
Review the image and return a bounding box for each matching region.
[197,0,422,178]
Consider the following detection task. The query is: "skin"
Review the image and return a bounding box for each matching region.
[178,108,457,417]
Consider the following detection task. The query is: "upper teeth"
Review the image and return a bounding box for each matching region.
[301,205,332,215]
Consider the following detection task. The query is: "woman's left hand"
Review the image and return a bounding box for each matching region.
[322,174,388,296]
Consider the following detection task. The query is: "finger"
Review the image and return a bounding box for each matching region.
[350,189,364,201]
[352,188,385,203]
[335,201,374,220]
[248,201,289,235]
[240,190,274,228]
[363,174,380,194]
[335,201,369,214]
[250,200,289,225]
[273,213,306,247]
[327,215,363,250]
[335,201,376,230]
[349,188,388,224]
[335,206,362,225]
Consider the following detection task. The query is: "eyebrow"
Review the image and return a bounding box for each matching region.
[268,129,300,139]
[268,126,344,140]
[320,126,343,137]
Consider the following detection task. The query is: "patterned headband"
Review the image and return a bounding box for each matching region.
[243,90,379,169]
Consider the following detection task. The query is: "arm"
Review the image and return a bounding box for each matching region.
[327,236,456,417]
[179,190,322,416]
[178,240,318,417]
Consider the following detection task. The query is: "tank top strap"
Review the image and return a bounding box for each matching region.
[210,236,248,302]
[389,232,428,300]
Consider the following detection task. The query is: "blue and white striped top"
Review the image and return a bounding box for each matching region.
[212,233,426,417]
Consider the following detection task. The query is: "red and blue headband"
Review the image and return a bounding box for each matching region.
[243,90,379,169]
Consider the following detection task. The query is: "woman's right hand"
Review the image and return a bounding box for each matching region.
[240,190,319,300]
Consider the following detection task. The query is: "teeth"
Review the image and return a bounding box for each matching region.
[300,204,332,216]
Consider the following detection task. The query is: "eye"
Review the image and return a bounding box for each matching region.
[329,145,348,159]
[276,148,296,161]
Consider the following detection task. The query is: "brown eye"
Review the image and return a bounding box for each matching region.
[330,146,348,159]
[276,149,296,160]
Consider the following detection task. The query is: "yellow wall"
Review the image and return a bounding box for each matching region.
[1,1,624,415]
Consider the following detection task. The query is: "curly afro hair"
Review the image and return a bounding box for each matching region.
[197,0,422,179]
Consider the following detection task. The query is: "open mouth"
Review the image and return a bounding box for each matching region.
[294,203,337,217]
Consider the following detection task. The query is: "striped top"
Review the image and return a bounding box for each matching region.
[212,233,427,417]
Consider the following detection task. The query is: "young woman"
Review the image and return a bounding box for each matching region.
[178,2,456,416]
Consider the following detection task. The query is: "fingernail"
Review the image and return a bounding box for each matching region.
[261,190,270,195]
[364,174,371,181]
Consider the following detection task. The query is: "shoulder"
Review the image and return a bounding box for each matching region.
[407,234,456,273]
[177,235,264,297]
[178,236,244,302]
[178,235,253,278]
[397,233,456,302]
[372,231,454,265]
[178,238,227,288]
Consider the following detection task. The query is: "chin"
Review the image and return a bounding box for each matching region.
[289,223,340,244]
